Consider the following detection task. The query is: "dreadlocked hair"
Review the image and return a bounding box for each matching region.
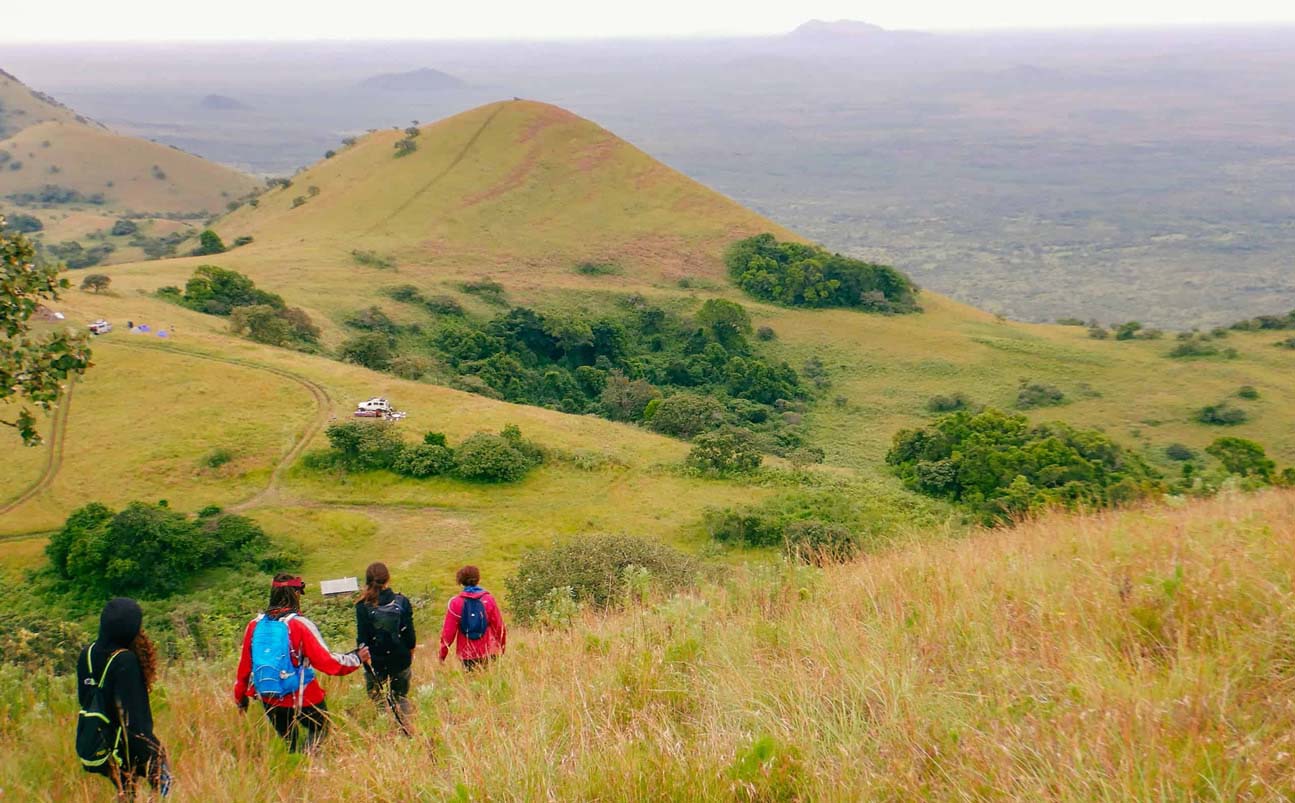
[361,562,390,607]
[130,631,159,692]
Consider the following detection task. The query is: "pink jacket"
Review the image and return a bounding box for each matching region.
[439,589,506,662]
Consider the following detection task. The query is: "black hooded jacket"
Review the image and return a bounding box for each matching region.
[76,598,161,773]
[355,588,416,672]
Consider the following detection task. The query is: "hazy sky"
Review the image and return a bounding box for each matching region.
[6,0,1295,41]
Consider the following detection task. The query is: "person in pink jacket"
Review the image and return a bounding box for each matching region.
[438,565,506,670]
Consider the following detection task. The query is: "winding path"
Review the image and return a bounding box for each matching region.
[0,341,334,525]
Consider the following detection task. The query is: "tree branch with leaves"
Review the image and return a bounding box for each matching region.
[1,216,92,445]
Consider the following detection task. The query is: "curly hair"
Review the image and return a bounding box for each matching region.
[455,565,480,587]
[130,631,159,692]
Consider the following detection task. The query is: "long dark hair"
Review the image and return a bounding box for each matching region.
[130,631,158,692]
[361,562,390,607]
[268,573,304,614]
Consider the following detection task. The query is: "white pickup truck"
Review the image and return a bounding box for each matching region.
[88,319,112,335]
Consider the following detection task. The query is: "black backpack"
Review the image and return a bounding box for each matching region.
[76,643,127,772]
[367,595,410,663]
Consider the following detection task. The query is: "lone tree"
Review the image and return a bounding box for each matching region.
[80,274,111,293]
[193,229,226,256]
[1,216,93,445]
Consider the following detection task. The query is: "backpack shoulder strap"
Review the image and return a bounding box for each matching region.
[86,641,97,676]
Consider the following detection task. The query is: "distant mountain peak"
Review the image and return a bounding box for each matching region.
[360,67,468,92]
[199,94,251,111]
[791,19,889,37]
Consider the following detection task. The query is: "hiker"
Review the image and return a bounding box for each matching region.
[438,565,506,670]
[355,561,416,733]
[76,598,171,797]
[233,574,370,752]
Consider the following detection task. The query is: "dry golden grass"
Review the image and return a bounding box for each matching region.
[4,490,1294,800]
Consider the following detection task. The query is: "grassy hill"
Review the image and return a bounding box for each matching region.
[3,489,1293,799]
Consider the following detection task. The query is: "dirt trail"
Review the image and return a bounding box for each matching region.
[0,378,75,516]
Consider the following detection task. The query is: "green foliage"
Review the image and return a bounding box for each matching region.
[1205,437,1275,480]
[887,408,1159,524]
[229,304,319,350]
[705,489,866,557]
[505,534,698,624]
[179,264,283,315]
[687,427,763,474]
[1165,443,1196,461]
[44,501,288,598]
[45,239,114,269]
[729,734,804,802]
[1,218,92,445]
[1230,309,1295,331]
[927,392,972,413]
[109,219,138,236]
[599,371,661,421]
[574,261,621,276]
[755,325,776,341]
[2,213,43,233]
[1015,381,1066,409]
[1237,385,1260,400]
[339,332,394,371]
[648,392,727,439]
[345,305,398,334]
[391,442,455,478]
[79,273,110,293]
[454,431,538,483]
[394,137,418,158]
[1169,335,1237,359]
[1196,402,1248,426]
[1277,337,1295,350]
[459,278,507,305]
[201,447,233,469]
[325,420,406,471]
[6,185,105,205]
[192,229,226,256]
[726,233,919,312]
[782,520,862,565]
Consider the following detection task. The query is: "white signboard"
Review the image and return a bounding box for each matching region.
[320,577,359,597]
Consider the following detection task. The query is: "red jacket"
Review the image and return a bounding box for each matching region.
[439,589,506,662]
[233,612,363,709]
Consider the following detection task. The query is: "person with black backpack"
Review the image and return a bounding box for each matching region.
[76,598,171,797]
[355,561,416,734]
[438,565,506,671]
[233,574,370,753]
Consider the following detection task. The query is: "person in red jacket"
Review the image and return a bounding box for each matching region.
[233,574,370,752]
[439,565,506,670]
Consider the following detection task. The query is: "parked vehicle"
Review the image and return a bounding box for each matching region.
[88,319,112,335]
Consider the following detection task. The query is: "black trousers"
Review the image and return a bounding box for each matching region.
[262,700,328,753]
[366,665,413,733]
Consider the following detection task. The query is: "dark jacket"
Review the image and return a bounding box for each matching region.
[77,599,162,777]
[355,589,416,672]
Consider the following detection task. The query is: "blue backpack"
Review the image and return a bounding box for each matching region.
[250,614,314,700]
[459,595,488,641]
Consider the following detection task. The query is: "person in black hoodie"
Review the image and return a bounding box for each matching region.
[355,561,416,734]
[76,598,170,797]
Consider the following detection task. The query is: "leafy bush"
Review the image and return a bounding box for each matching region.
[926,392,971,413]
[505,534,698,623]
[648,392,727,439]
[352,250,395,270]
[726,233,919,312]
[782,520,862,565]
[6,185,105,205]
[454,430,540,483]
[391,442,455,478]
[44,502,287,598]
[1165,443,1195,461]
[178,265,283,314]
[346,305,398,334]
[2,213,43,233]
[887,408,1159,523]
[574,261,621,276]
[687,427,763,474]
[460,278,507,304]
[201,448,233,469]
[230,304,319,350]
[110,219,138,236]
[705,490,863,549]
[1278,337,1295,350]
[1237,385,1260,400]
[1205,437,1275,479]
[1169,336,1237,359]
[755,325,776,341]
[600,372,661,421]
[325,420,406,471]
[1230,309,1295,331]
[1196,402,1248,426]
[340,332,394,371]
[1015,381,1066,409]
[192,229,225,256]
[394,137,418,157]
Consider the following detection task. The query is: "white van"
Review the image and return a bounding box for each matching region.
[88,319,112,335]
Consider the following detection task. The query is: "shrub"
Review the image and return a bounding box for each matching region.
[2,213,42,233]
[926,392,971,413]
[782,520,862,564]
[505,534,697,623]
[192,229,225,256]
[648,392,727,439]
[110,219,138,236]
[574,262,621,276]
[352,250,395,270]
[79,273,110,293]
[460,278,506,304]
[1278,337,1295,350]
[340,332,394,371]
[887,408,1159,524]
[1165,443,1195,461]
[291,196,306,208]
[425,295,464,316]
[454,432,533,482]
[201,448,233,469]
[599,372,661,421]
[394,137,418,157]
[726,233,919,312]
[687,427,762,474]
[1196,402,1248,426]
[325,420,406,471]
[1205,437,1275,479]
[392,443,455,478]
[179,265,283,313]
[229,304,319,349]
[755,325,776,341]
[345,305,398,334]
[1056,317,1086,326]
[1015,381,1065,409]
[232,235,253,248]
[389,354,435,380]
[1237,385,1260,400]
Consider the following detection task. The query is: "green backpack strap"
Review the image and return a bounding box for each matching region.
[78,644,129,768]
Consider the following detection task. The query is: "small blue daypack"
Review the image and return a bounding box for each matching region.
[459,595,488,641]
[250,614,314,700]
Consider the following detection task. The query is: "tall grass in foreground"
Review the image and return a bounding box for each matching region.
[4,490,1295,800]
